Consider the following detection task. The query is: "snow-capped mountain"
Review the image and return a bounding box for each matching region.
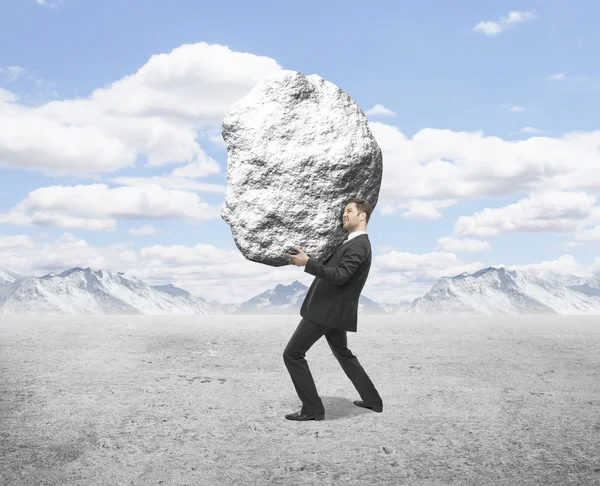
[0,268,26,307]
[0,267,224,316]
[405,266,600,315]
[4,264,600,316]
[152,283,200,299]
[233,280,307,314]
[232,280,390,314]
[0,268,25,285]
[0,268,393,315]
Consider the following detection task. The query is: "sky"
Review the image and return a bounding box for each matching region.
[1,0,600,304]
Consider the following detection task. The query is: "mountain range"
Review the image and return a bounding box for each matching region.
[1,265,600,316]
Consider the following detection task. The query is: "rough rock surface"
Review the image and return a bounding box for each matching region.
[221,70,383,267]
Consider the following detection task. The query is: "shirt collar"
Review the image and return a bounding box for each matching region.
[346,231,368,242]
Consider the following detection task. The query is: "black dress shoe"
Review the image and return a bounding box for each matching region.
[285,410,325,421]
[353,400,383,413]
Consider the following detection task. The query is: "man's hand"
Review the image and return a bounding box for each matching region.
[282,247,310,267]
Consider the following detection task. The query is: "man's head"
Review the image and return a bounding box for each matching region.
[342,197,373,233]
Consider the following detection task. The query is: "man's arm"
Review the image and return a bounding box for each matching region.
[304,242,368,287]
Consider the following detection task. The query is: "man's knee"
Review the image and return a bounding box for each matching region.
[283,347,302,362]
[330,345,355,360]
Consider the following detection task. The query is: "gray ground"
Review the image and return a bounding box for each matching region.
[0,314,599,486]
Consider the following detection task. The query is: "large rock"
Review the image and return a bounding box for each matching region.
[220,70,383,267]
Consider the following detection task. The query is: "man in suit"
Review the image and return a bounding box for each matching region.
[281,197,383,421]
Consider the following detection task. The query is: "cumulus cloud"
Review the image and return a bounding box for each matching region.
[390,199,456,219]
[509,105,525,113]
[0,235,36,250]
[110,148,225,192]
[510,254,591,277]
[0,184,223,231]
[453,191,598,237]
[568,206,600,244]
[368,249,488,302]
[0,42,282,176]
[365,104,396,117]
[111,176,226,194]
[571,227,600,244]
[0,233,132,274]
[0,88,17,103]
[369,122,600,220]
[170,152,221,178]
[203,127,227,148]
[548,73,565,80]
[473,11,537,35]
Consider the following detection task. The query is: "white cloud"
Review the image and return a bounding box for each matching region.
[472,21,503,36]
[568,205,600,244]
[510,254,590,277]
[568,226,600,245]
[170,152,221,178]
[548,73,565,80]
[398,199,456,219]
[369,122,600,220]
[521,126,544,134]
[0,235,36,250]
[129,224,159,236]
[203,127,227,148]
[112,176,226,194]
[368,249,487,302]
[0,88,17,103]
[365,104,396,117]
[0,101,136,176]
[473,10,537,35]
[34,0,65,7]
[0,42,282,176]
[0,66,26,82]
[509,105,524,113]
[0,233,132,274]
[453,191,597,237]
[436,237,491,253]
[0,184,222,232]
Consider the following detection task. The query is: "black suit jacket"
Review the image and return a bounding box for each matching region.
[300,234,371,332]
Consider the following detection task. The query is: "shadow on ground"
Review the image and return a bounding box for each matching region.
[320,395,373,420]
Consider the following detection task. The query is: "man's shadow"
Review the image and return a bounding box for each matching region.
[320,396,373,420]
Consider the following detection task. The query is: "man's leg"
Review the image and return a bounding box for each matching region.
[325,328,382,407]
[283,318,329,416]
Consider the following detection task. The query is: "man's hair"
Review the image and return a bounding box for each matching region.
[345,197,373,225]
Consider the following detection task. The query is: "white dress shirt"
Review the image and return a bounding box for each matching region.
[343,231,368,244]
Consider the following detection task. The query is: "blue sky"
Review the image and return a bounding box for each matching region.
[1,0,599,304]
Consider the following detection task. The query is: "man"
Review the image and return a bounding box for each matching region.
[281,197,383,421]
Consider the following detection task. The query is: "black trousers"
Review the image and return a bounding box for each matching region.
[283,317,382,416]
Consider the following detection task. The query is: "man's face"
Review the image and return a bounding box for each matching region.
[342,203,364,231]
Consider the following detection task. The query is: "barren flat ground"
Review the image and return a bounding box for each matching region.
[1,314,599,485]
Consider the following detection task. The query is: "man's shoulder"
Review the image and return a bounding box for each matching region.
[354,233,370,246]
[346,234,371,254]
